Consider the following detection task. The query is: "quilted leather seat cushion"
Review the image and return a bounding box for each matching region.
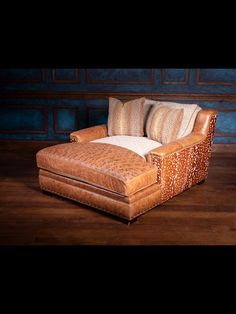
[36,142,158,196]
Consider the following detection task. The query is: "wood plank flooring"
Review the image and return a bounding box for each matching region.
[0,141,236,245]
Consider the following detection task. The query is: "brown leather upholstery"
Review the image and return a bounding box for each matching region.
[36,142,157,197]
[147,110,218,202]
[39,169,161,221]
[37,109,218,222]
[70,124,108,143]
[147,110,217,158]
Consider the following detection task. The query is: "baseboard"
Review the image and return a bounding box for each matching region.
[212,144,236,153]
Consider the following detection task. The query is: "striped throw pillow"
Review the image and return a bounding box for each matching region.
[151,101,202,138]
[146,106,184,144]
[108,97,146,136]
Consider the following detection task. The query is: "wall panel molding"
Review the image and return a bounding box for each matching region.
[161,69,189,84]
[214,110,236,138]
[1,90,236,101]
[0,105,48,134]
[0,69,45,83]
[85,69,155,84]
[196,69,236,86]
[53,106,79,134]
[1,68,235,143]
[215,132,236,137]
[212,144,236,152]
[52,69,80,83]
[86,105,108,127]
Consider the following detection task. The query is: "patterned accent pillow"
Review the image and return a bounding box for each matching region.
[108,97,146,136]
[143,98,161,134]
[146,106,184,144]
[151,101,202,138]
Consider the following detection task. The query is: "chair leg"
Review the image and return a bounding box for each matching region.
[197,179,206,185]
[42,189,50,194]
[127,217,138,226]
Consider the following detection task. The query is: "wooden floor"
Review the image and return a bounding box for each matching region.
[0,141,236,245]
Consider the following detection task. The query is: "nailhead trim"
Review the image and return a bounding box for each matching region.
[40,184,161,222]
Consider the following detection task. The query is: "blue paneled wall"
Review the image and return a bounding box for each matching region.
[0,68,236,143]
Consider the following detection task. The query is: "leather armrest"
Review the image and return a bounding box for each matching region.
[147,109,218,161]
[147,133,205,161]
[70,124,108,143]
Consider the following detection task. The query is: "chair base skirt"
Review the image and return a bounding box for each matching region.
[39,169,162,221]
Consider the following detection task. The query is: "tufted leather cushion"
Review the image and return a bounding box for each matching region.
[36,142,157,197]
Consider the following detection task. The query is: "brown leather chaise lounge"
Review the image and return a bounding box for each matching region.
[36,101,218,223]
